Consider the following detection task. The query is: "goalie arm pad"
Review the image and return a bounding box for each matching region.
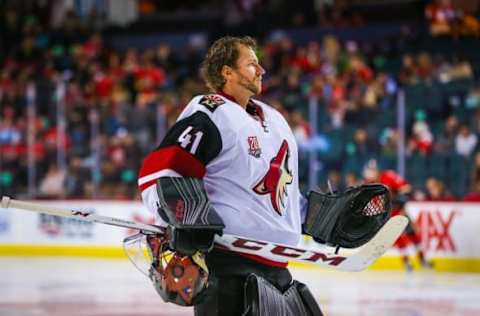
[156,177,225,255]
[303,184,391,249]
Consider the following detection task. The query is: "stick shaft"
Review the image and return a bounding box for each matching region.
[1,196,163,234]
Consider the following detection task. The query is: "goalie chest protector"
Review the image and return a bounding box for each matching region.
[139,94,303,260]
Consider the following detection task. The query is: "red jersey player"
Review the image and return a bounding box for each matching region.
[363,160,433,271]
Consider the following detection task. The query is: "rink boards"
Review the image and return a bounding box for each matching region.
[0,200,479,272]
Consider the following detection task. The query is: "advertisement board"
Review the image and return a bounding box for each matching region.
[405,202,480,257]
[1,200,479,269]
[0,200,155,247]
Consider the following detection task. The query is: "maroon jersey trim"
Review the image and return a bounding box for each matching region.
[138,145,206,192]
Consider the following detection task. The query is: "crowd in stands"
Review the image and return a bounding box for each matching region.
[425,0,480,37]
[1,1,480,202]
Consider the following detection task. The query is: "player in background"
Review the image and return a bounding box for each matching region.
[363,159,433,271]
[137,36,323,315]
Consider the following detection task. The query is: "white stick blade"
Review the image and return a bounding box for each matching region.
[338,215,408,271]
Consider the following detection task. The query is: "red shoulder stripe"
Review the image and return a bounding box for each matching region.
[138,145,206,191]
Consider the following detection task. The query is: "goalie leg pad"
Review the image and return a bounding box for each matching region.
[286,280,323,316]
[243,274,323,316]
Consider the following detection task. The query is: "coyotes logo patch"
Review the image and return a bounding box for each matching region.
[253,140,293,215]
[247,136,262,158]
[199,95,225,112]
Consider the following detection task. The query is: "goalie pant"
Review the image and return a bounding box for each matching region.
[194,249,322,316]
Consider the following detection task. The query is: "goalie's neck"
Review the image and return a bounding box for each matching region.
[218,90,250,109]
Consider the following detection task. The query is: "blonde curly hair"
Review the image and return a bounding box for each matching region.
[200,36,257,92]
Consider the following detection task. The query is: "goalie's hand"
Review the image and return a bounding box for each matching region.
[166,226,222,256]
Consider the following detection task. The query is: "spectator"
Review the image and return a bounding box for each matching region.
[463,179,480,202]
[424,176,457,201]
[455,125,478,157]
[399,54,419,85]
[344,172,361,188]
[416,53,434,81]
[409,120,434,155]
[0,106,21,145]
[38,163,66,198]
[290,110,312,147]
[471,152,480,184]
[425,0,459,36]
[64,157,91,198]
[458,9,480,37]
[379,128,399,169]
[352,128,375,161]
[434,115,459,154]
[425,0,480,37]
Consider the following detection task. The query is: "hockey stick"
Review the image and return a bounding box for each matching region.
[1,196,407,272]
[1,196,164,233]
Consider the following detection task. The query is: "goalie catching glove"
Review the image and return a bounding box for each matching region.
[303,184,391,248]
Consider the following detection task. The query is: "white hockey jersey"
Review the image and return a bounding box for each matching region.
[138,93,305,266]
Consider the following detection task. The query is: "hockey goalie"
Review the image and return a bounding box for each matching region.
[131,36,395,316]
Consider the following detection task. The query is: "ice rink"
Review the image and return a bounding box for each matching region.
[0,257,479,316]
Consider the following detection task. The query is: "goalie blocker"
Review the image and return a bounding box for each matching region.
[155,177,225,256]
[303,184,392,249]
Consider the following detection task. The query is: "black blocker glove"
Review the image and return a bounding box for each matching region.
[155,177,225,256]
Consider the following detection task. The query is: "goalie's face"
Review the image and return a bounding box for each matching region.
[224,44,265,96]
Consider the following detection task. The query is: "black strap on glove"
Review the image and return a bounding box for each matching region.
[303,184,391,248]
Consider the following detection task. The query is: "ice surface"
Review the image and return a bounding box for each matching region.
[1,258,479,316]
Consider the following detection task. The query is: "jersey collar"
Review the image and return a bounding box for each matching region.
[217,91,237,103]
[217,91,268,132]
